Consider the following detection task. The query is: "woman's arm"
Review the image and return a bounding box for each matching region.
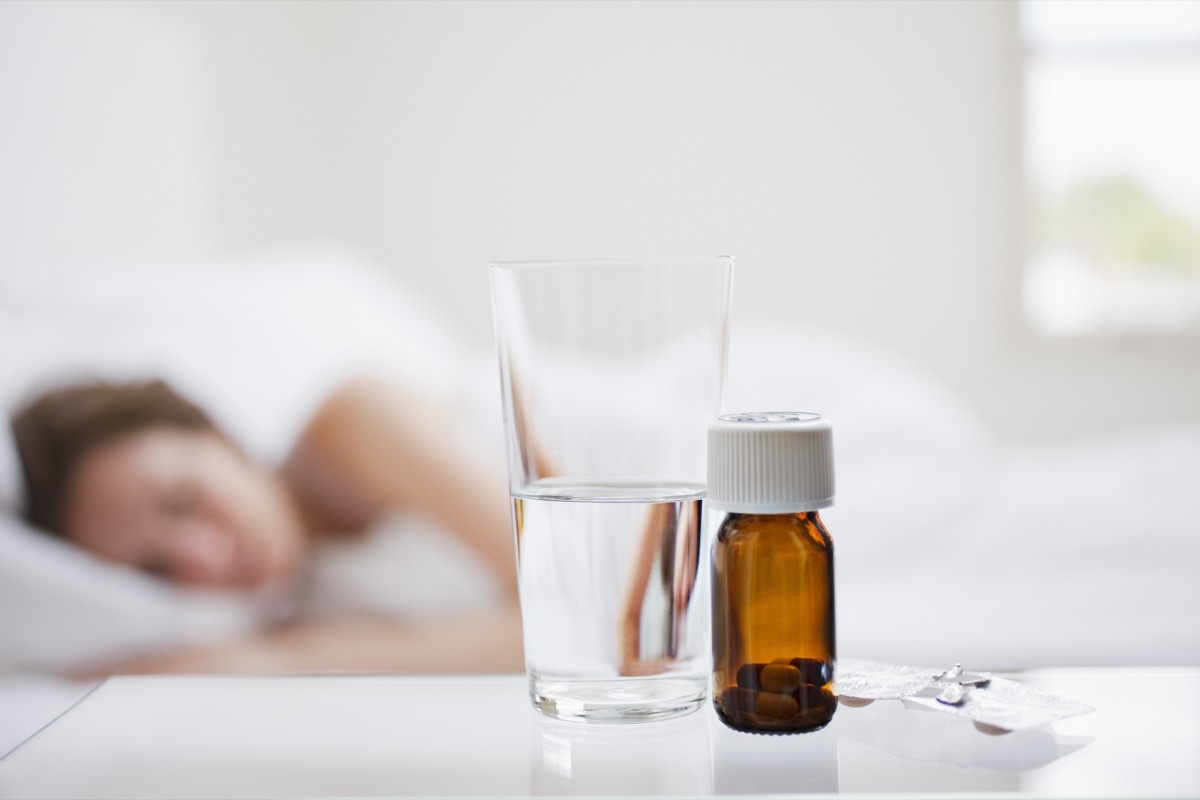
[283,377,518,596]
[85,605,525,676]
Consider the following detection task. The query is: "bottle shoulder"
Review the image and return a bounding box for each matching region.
[715,511,833,549]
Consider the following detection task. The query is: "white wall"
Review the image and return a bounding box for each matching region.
[9,0,1199,443]
[0,1,216,270]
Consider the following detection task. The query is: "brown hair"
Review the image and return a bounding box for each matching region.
[10,379,218,536]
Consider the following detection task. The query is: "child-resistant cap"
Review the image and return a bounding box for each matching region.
[707,412,835,513]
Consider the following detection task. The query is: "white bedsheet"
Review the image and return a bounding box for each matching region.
[1,247,1196,712]
[725,323,1200,669]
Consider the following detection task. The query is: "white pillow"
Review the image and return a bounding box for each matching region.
[724,321,996,566]
[0,242,469,474]
[0,514,259,674]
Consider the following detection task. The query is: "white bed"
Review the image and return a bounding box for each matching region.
[3,248,1197,678]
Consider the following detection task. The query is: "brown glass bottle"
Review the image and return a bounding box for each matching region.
[707,412,837,735]
[712,510,836,733]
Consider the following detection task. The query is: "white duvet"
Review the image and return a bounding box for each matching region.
[2,246,1197,683]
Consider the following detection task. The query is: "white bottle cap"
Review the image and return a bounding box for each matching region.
[707,412,835,513]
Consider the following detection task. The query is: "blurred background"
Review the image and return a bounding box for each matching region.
[2,0,1197,445]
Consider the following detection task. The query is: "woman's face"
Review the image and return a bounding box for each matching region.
[63,427,307,589]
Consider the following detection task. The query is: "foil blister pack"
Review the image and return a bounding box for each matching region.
[836,659,1095,734]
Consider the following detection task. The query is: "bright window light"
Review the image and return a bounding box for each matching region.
[1021,0,1200,336]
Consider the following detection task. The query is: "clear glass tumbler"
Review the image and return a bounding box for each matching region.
[489,257,733,723]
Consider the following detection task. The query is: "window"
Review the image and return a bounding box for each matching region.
[1021,0,1200,336]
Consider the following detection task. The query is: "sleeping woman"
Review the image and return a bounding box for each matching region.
[9,376,524,676]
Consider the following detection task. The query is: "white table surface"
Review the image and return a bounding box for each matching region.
[0,668,1196,799]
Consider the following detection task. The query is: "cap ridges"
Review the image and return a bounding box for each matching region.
[707,412,835,513]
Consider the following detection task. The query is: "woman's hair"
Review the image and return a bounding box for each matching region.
[10,379,218,536]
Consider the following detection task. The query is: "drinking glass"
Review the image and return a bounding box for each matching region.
[489,256,733,722]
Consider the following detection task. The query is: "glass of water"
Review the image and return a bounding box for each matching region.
[489,257,733,723]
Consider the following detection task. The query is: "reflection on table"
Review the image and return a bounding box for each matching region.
[0,669,1194,799]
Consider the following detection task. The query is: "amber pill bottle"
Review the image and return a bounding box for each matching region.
[708,412,837,734]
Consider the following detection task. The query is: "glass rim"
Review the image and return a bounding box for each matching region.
[488,255,733,271]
